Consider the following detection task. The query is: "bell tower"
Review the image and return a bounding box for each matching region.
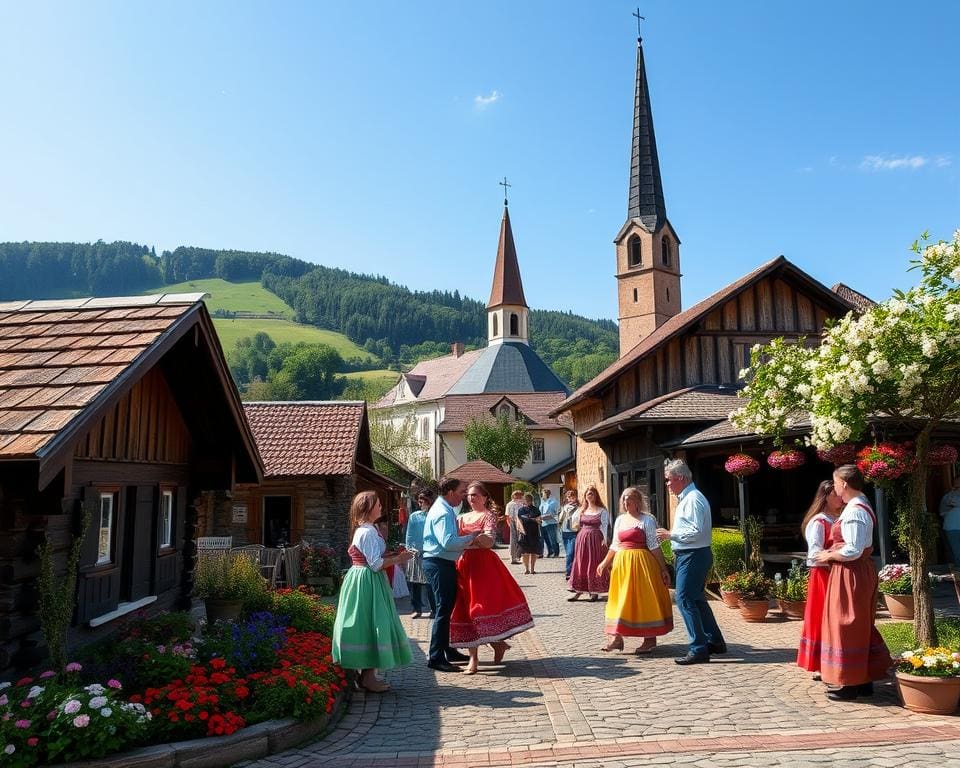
[615,31,681,356]
[487,196,529,347]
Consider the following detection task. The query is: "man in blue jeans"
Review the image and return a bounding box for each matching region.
[539,488,560,558]
[422,476,490,672]
[558,489,580,578]
[657,459,727,665]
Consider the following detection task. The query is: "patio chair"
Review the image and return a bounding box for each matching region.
[283,544,302,588]
[262,547,283,588]
[196,536,232,552]
[231,544,265,565]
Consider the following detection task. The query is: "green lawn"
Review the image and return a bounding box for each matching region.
[213,318,373,359]
[343,369,399,383]
[878,617,960,655]
[149,278,294,318]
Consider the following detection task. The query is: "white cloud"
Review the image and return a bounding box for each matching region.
[935,155,953,167]
[474,90,502,110]
[860,154,930,171]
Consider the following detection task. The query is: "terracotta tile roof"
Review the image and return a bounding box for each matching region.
[552,257,855,416]
[581,386,744,440]
[437,393,573,432]
[444,459,518,485]
[243,401,367,477]
[0,294,205,460]
[374,349,484,407]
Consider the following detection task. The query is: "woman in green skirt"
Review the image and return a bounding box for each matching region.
[333,491,414,692]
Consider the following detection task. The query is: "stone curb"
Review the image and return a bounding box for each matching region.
[63,687,351,768]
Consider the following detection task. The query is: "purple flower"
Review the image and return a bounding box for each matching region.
[0,695,7,706]
[39,671,56,679]
[63,700,82,715]
[89,696,107,709]
[107,679,122,690]
[72,714,90,728]
[14,719,30,729]
[65,662,82,673]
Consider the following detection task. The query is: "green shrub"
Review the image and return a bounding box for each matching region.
[194,553,270,612]
[734,570,773,600]
[272,587,337,634]
[771,560,809,601]
[660,527,744,584]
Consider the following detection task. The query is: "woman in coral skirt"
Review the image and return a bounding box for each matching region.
[450,481,535,674]
[796,479,841,677]
[597,487,673,654]
[567,484,610,601]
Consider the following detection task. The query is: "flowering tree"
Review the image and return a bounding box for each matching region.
[732,230,960,644]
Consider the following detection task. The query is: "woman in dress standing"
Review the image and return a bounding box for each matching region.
[796,480,842,677]
[567,485,610,602]
[405,487,438,619]
[517,492,542,575]
[596,487,673,654]
[814,464,892,700]
[333,491,415,692]
[450,481,535,674]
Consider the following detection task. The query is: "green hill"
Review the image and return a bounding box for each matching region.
[148,278,294,318]
[214,318,373,359]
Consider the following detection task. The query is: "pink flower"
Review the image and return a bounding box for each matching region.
[39,671,56,679]
[14,720,30,729]
[27,737,38,747]
[0,695,7,706]
[63,700,82,715]
[64,663,82,673]
[107,679,122,690]
[72,714,90,728]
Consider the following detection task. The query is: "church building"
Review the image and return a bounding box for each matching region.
[374,205,574,490]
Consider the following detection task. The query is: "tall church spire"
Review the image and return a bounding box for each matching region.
[487,203,529,346]
[614,26,681,357]
[627,36,666,232]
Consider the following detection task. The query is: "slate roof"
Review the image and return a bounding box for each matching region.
[243,401,368,477]
[551,256,855,416]
[627,38,667,232]
[445,343,568,396]
[0,294,208,461]
[436,393,573,433]
[580,386,744,440]
[444,459,518,485]
[487,206,528,309]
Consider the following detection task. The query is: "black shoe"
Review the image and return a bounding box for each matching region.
[427,660,460,673]
[826,685,860,701]
[812,673,822,682]
[857,682,874,697]
[446,650,470,663]
[674,652,710,665]
[707,641,728,655]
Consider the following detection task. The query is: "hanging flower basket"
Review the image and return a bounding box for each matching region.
[928,444,959,467]
[767,449,806,471]
[856,442,917,483]
[816,443,858,465]
[724,453,760,478]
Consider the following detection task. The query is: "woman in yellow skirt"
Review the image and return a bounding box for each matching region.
[596,487,673,654]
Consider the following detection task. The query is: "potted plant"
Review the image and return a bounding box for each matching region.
[736,571,773,622]
[772,560,808,619]
[894,646,960,714]
[719,571,746,609]
[301,542,340,595]
[193,552,268,623]
[878,564,915,620]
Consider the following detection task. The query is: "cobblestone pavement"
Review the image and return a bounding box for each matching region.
[240,551,960,767]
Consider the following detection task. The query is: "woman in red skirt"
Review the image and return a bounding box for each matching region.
[796,480,842,677]
[814,464,892,700]
[450,481,535,675]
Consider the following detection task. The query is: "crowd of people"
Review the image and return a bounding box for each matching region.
[331,459,899,701]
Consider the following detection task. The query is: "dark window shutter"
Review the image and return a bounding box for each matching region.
[78,489,100,569]
[76,489,120,623]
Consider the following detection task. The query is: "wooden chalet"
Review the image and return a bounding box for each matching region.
[227,401,404,558]
[0,294,262,671]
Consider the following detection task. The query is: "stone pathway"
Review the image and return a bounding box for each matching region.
[240,551,960,767]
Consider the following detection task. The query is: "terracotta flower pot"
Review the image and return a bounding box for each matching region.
[883,593,915,620]
[720,589,742,609]
[778,599,806,620]
[895,672,960,715]
[738,598,770,622]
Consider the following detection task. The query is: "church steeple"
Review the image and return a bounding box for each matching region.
[614,31,681,357]
[487,202,529,346]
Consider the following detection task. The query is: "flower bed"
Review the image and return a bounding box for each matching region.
[1,589,346,766]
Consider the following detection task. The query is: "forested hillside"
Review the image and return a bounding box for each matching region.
[0,241,618,386]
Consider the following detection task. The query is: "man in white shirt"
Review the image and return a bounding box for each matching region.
[657,459,726,665]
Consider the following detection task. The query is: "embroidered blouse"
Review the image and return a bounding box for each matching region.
[352,523,386,572]
[609,513,657,552]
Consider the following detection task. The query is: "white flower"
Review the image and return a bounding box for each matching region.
[63,699,82,714]
[4,744,15,755]
[0,683,10,690]
[27,686,44,700]
[89,695,108,709]
[84,684,105,695]
[100,707,113,717]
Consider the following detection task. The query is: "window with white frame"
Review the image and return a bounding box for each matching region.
[97,493,114,565]
[160,490,174,549]
[532,438,545,464]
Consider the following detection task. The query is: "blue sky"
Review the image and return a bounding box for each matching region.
[0,1,957,321]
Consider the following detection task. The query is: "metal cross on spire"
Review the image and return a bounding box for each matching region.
[499,176,512,206]
[632,7,645,40]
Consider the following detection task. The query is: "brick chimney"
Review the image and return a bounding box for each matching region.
[451,342,464,358]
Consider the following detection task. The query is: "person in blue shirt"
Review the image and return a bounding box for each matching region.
[539,489,560,558]
[422,476,492,672]
[405,487,438,619]
[657,459,727,665]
